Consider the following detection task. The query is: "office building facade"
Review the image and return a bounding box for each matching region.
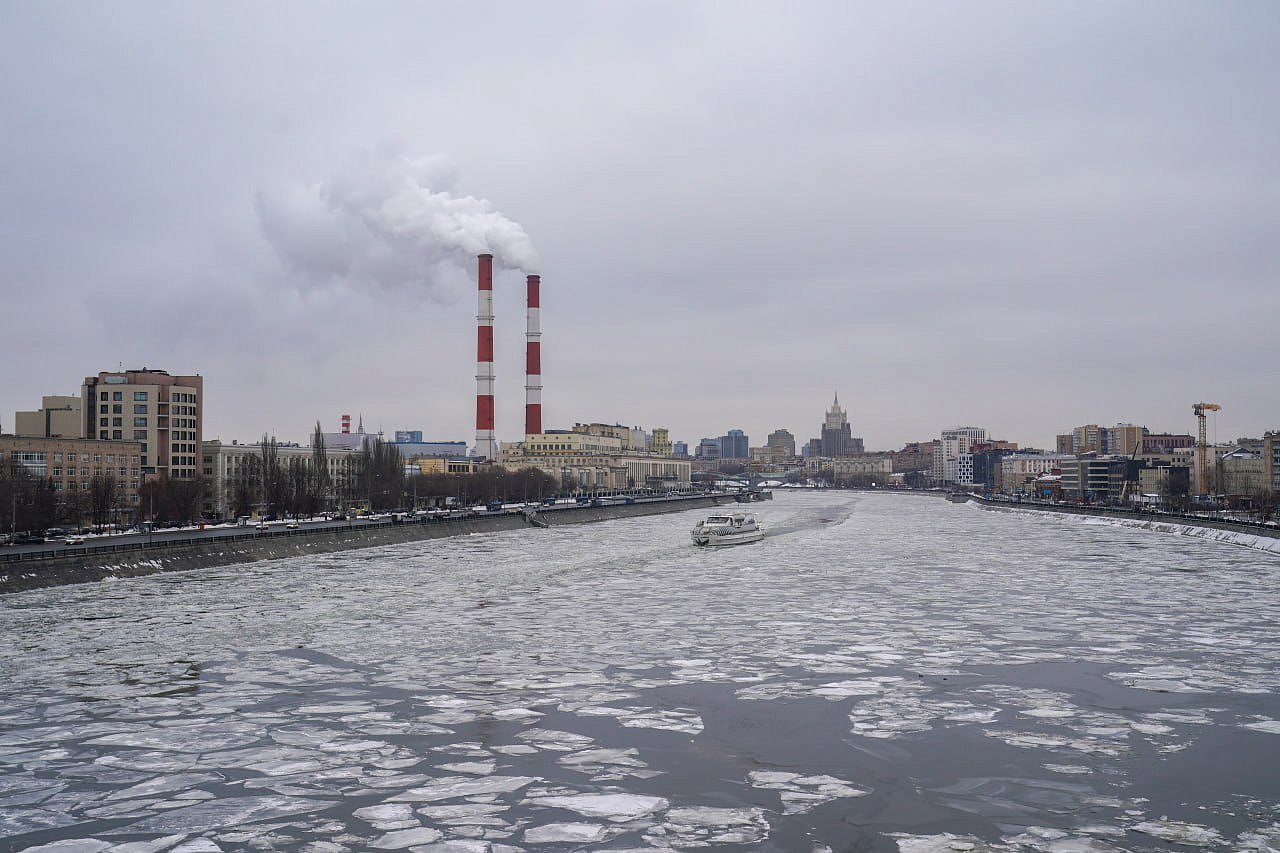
[82,369,203,479]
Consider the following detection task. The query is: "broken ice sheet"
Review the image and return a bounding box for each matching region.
[105,773,219,801]
[656,806,771,846]
[437,761,496,775]
[369,826,443,848]
[514,728,594,751]
[84,725,262,752]
[389,776,537,802]
[523,821,609,843]
[1130,818,1223,846]
[527,792,668,821]
[109,795,338,835]
[747,770,870,815]
[1241,718,1280,735]
[353,802,418,829]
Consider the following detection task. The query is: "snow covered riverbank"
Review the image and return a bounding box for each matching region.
[977,502,1280,554]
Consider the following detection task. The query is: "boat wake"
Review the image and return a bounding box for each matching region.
[763,499,858,538]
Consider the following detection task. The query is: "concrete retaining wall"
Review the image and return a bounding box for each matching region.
[0,496,726,595]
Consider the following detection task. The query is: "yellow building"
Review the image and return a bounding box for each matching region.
[519,431,625,456]
[650,427,672,456]
[499,432,692,491]
[408,457,479,475]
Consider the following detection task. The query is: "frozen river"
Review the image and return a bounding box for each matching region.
[2,491,1279,852]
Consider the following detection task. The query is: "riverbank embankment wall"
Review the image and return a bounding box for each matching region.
[0,496,725,595]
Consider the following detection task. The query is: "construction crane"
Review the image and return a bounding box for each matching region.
[1192,402,1221,496]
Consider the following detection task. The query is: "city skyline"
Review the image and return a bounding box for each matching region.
[2,4,1278,450]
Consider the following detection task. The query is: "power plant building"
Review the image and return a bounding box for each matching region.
[500,424,691,490]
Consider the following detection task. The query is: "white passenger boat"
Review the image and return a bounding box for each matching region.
[691,512,764,546]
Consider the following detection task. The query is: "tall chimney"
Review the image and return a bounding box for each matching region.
[340,414,351,435]
[475,254,497,460]
[525,274,542,436]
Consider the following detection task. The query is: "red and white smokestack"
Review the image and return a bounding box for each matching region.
[340,414,351,435]
[525,274,542,436]
[475,254,497,460]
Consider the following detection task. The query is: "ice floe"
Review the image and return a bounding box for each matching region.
[1130,817,1223,846]
[527,792,668,821]
[747,770,869,814]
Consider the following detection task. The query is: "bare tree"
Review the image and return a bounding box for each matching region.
[89,474,120,528]
[311,421,331,512]
[259,435,287,517]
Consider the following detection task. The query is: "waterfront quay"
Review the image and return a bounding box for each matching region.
[2,491,1279,851]
[0,493,725,595]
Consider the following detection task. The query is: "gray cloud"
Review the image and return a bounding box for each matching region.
[1,1,1277,450]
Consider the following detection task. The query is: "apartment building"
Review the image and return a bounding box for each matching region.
[932,427,986,484]
[0,435,143,522]
[82,369,203,479]
[1001,453,1074,494]
[1105,424,1147,456]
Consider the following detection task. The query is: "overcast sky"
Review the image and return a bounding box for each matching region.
[2,2,1277,452]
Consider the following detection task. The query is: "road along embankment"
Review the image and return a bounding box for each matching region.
[0,495,728,595]
[962,494,1280,554]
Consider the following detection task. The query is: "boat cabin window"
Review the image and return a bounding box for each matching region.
[706,516,732,524]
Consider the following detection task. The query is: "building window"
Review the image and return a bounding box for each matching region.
[134,430,146,440]
[134,392,148,401]
[113,430,123,440]
[113,404,122,414]
[113,417,122,427]
[80,453,89,461]
[99,431,109,439]
[99,418,108,427]
[134,404,148,414]
[134,418,147,427]
[100,404,108,414]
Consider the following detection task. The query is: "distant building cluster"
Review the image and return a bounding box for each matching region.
[5,367,1277,530]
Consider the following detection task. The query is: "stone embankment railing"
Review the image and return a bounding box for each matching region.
[0,493,730,595]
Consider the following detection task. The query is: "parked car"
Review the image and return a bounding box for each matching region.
[285,520,299,529]
[256,522,270,531]
[63,535,85,545]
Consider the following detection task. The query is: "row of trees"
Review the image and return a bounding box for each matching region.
[219,425,579,519]
[0,463,215,534]
[221,425,419,518]
[409,466,559,507]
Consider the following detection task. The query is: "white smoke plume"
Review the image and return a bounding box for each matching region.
[256,149,539,293]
